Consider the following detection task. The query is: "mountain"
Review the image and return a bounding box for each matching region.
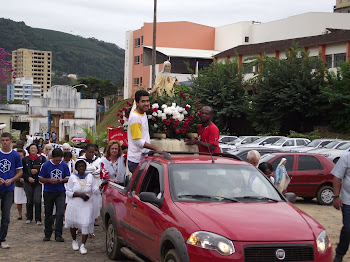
[0,18,124,83]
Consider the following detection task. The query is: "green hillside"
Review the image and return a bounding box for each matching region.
[0,18,124,83]
[97,99,132,134]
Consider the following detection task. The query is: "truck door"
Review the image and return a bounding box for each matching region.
[128,161,165,261]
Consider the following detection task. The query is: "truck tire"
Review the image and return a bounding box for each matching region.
[106,218,124,260]
[164,249,181,262]
[316,186,333,206]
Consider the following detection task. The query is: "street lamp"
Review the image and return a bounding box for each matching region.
[72,84,88,89]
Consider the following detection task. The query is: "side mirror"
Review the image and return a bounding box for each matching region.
[262,142,266,145]
[284,192,296,203]
[139,192,163,208]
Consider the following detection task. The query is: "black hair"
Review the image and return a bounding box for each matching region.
[258,162,273,173]
[135,90,149,103]
[1,132,12,140]
[121,145,128,150]
[27,143,39,152]
[201,106,214,115]
[85,143,95,151]
[75,159,87,170]
[51,148,63,158]
[63,151,72,159]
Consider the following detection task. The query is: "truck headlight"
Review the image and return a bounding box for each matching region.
[316,230,331,254]
[187,231,234,256]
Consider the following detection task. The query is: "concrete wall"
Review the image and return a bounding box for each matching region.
[0,115,12,132]
[59,119,95,141]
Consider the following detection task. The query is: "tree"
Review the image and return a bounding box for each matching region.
[189,59,249,134]
[74,76,119,104]
[249,44,326,134]
[0,48,15,102]
[322,61,350,132]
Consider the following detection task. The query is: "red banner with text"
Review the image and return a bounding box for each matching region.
[108,126,128,146]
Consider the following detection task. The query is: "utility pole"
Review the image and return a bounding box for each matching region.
[151,0,157,89]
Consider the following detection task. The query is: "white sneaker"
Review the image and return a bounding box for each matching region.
[79,244,87,254]
[72,240,79,251]
[0,243,10,249]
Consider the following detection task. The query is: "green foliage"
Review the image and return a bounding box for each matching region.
[287,130,321,141]
[249,44,326,134]
[322,61,350,132]
[80,126,108,148]
[0,18,124,83]
[73,76,120,104]
[189,59,249,134]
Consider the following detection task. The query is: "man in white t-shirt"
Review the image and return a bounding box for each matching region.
[127,90,163,174]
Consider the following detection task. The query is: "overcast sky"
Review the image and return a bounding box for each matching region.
[0,0,334,49]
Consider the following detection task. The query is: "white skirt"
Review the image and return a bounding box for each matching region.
[14,186,27,204]
[65,197,95,235]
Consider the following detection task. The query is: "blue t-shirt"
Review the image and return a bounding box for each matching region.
[0,150,23,191]
[39,160,70,192]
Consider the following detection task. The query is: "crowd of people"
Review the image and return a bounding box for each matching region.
[0,132,127,255]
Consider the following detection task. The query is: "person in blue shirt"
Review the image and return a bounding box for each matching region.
[39,148,69,242]
[0,132,23,249]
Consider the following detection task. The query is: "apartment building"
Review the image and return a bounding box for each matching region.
[7,77,42,101]
[334,0,350,13]
[12,48,52,95]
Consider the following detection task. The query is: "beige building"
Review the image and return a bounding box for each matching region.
[12,48,52,95]
[334,0,350,13]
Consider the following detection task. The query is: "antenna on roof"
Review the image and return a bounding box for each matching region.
[205,139,215,163]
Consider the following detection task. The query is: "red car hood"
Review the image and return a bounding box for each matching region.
[175,202,316,242]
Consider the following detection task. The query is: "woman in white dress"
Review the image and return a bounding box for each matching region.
[65,159,99,255]
[100,140,126,186]
[78,144,101,226]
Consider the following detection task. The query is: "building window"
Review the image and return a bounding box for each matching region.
[134,56,140,65]
[135,38,141,48]
[326,55,333,68]
[243,63,254,74]
[141,36,144,45]
[334,53,346,67]
[140,77,143,86]
[133,78,140,86]
[245,37,249,43]
[141,54,143,64]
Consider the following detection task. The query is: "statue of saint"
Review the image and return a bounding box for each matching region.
[151,61,178,97]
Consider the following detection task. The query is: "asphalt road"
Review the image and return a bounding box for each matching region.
[0,198,345,261]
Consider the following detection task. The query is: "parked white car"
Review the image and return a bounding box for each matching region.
[220,136,260,152]
[266,138,310,151]
[319,141,350,163]
[308,140,345,154]
[289,139,335,153]
[237,136,285,148]
[219,135,238,144]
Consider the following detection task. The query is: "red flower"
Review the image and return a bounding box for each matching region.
[118,109,122,112]
[120,119,125,125]
[169,117,174,121]
[123,107,127,112]
[173,124,178,129]
[183,122,189,128]
[196,100,200,104]
[185,118,190,123]
[198,112,202,116]
[185,106,190,111]
[152,117,156,121]
[176,129,180,134]
[175,119,180,123]
[119,115,123,119]
[116,113,120,116]
[181,128,187,134]
[165,131,168,135]
[153,108,158,112]
[162,119,167,123]
[189,94,192,98]
[126,101,131,106]
[189,115,194,120]
[179,92,184,97]
[165,120,171,126]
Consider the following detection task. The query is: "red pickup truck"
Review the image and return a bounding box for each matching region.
[101,152,332,262]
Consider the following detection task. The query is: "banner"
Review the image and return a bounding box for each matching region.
[108,126,128,146]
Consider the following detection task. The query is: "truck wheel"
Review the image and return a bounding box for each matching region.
[164,249,180,262]
[106,218,124,260]
[316,186,333,206]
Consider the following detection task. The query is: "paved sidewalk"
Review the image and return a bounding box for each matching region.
[0,205,128,262]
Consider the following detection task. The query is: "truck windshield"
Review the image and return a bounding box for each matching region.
[168,164,282,203]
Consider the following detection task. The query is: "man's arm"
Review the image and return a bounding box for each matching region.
[143,142,164,152]
[5,168,23,186]
[333,176,342,210]
[186,138,217,151]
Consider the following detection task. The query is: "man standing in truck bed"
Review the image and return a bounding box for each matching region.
[127,90,163,174]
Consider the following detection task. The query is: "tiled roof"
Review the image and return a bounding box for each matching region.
[215,29,350,58]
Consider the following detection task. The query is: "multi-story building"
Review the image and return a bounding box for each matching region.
[7,77,42,101]
[125,13,350,98]
[334,0,350,13]
[11,48,52,96]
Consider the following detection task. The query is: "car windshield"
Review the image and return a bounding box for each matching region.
[273,138,286,146]
[306,140,321,147]
[338,142,350,150]
[75,134,85,138]
[169,164,282,203]
[324,141,339,149]
[250,137,266,144]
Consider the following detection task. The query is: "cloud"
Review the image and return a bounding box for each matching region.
[0,0,333,48]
